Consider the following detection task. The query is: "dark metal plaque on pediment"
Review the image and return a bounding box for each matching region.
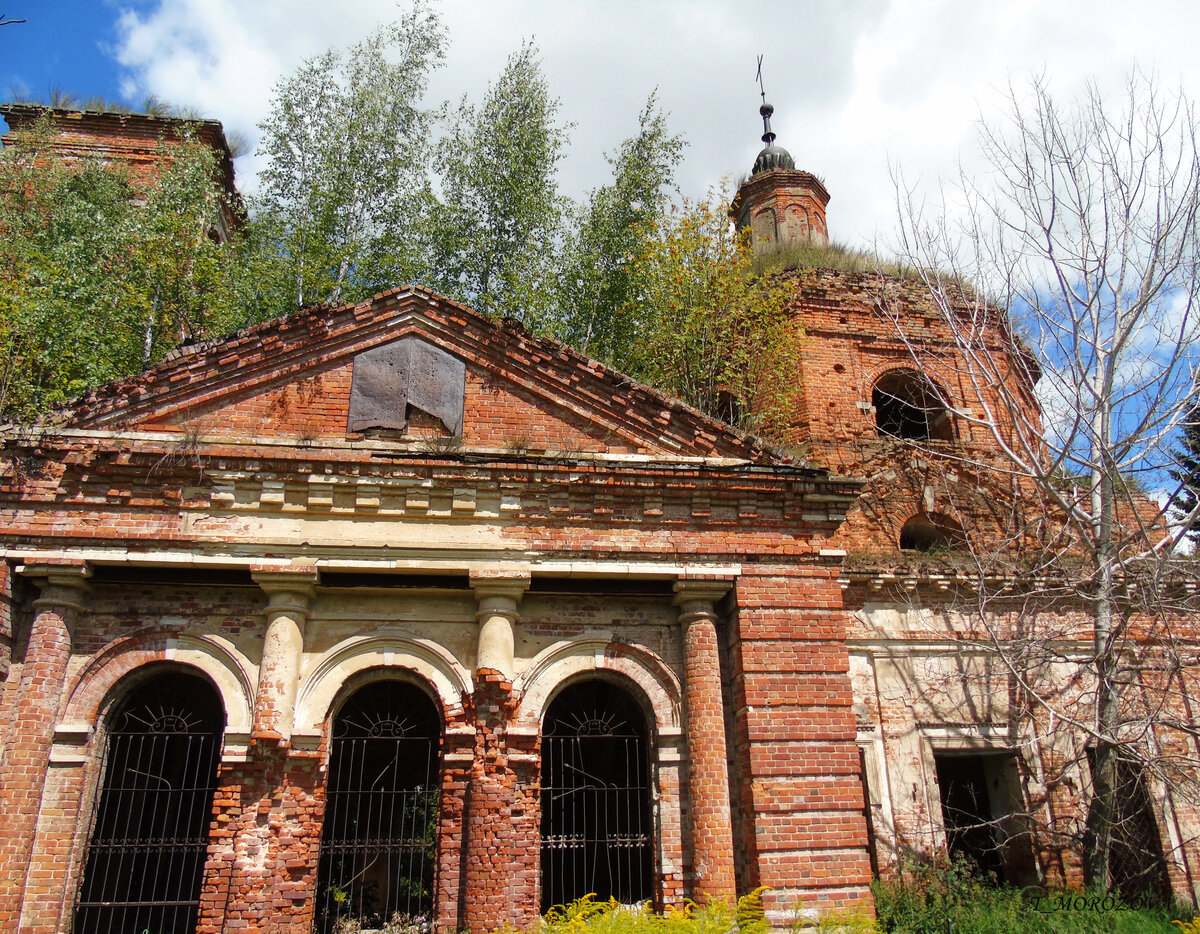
[347,337,465,435]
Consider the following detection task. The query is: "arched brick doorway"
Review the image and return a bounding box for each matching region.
[316,678,442,932]
[540,678,654,909]
[73,669,224,934]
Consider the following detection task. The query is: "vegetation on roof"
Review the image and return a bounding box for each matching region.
[752,238,923,280]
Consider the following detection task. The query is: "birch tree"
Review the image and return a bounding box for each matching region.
[886,71,1200,893]
[0,115,257,420]
[256,3,446,308]
[431,41,568,325]
[616,187,799,433]
[555,93,685,362]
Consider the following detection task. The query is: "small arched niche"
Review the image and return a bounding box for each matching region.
[873,369,954,442]
[899,512,966,553]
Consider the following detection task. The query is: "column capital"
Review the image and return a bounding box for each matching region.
[252,566,318,621]
[672,578,732,622]
[18,561,92,613]
[470,567,530,618]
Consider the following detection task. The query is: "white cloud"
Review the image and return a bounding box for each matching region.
[111,0,1200,252]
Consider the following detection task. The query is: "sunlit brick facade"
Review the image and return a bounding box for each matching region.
[1,113,1198,934]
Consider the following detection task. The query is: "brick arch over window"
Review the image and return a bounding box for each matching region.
[315,675,443,933]
[294,635,473,735]
[899,511,966,552]
[539,677,654,909]
[61,631,254,736]
[512,640,688,908]
[511,639,682,732]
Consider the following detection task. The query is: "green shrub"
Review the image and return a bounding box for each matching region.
[872,857,1189,934]
[539,890,769,934]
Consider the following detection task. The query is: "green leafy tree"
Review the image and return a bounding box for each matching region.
[617,187,800,435]
[431,41,568,324]
[255,3,447,309]
[0,115,259,420]
[555,93,685,362]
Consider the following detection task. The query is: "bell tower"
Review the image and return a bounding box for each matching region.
[732,90,830,253]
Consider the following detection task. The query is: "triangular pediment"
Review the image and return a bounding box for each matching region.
[62,287,782,462]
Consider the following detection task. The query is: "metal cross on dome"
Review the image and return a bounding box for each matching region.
[755,54,776,144]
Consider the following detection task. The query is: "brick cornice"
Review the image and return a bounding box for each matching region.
[0,436,864,539]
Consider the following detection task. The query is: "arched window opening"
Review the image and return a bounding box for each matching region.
[900,512,966,552]
[74,670,224,934]
[540,679,654,910]
[316,680,441,933]
[873,370,954,442]
[1086,751,1171,901]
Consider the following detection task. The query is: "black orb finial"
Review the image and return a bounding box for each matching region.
[759,101,776,146]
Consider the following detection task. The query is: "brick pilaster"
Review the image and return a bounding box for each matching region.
[675,578,736,900]
[0,562,89,934]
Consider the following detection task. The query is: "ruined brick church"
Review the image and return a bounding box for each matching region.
[1,102,1198,934]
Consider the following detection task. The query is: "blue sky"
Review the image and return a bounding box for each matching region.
[2,1,130,106]
[4,0,1200,253]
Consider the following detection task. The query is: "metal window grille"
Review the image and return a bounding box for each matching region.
[316,680,440,933]
[74,672,224,934]
[540,680,653,910]
[1108,757,1172,901]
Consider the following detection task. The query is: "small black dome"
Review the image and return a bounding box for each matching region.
[753,143,795,175]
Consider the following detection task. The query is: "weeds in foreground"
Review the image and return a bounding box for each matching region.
[541,890,772,934]
[540,890,876,934]
[872,857,1190,934]
[532,879,1195,934]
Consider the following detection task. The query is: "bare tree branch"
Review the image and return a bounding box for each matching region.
[882,69,1200,893]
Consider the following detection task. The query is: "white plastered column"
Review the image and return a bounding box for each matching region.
[250,566,318,744]
[470,567,530,678]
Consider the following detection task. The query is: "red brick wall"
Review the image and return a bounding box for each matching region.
[729,567,875,918]
[0,291,877,929]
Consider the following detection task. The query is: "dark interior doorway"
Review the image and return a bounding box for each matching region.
[316,679,441,932]
[934,751,1036,884]
[74,670,224,934]
[540,679,654,909]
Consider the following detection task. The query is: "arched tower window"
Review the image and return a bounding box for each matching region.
[74,670,224,934]
[873,370,954,442]
[540,679,654,910]
[899,512,966,552]
[316,679,441,933]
